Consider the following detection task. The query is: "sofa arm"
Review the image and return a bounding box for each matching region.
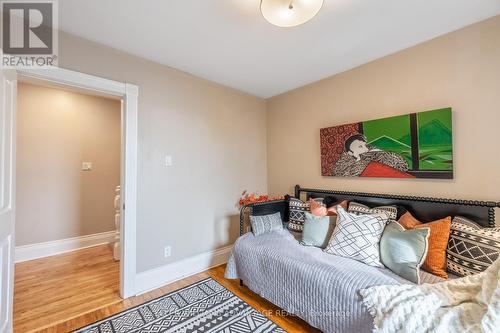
[239,198,290,236]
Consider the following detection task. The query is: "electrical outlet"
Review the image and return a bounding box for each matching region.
[164,246,171,258]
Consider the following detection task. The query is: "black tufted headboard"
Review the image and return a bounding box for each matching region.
[295,185,499,228]
[239,185,499,235]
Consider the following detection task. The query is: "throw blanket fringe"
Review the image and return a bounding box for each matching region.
[360,258,500,333]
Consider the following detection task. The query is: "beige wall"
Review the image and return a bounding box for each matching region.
[16,83,121,246]
[267,16,500,205]
[57,32,268,272]
[49,15,499,271]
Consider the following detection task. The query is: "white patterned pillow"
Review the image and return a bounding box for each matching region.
[446,216,500,277]
[250,212,283,236]
[348,201,398,220]
[324,206,388,267]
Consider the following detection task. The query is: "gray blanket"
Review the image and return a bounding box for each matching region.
[224,229,411,333]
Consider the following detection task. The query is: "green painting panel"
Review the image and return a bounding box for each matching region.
[363,114,413,168]
[417,108,453,171]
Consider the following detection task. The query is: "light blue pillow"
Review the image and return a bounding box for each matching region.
[380,221,430,284]
[249,212,283,236]
[301,212,336,248]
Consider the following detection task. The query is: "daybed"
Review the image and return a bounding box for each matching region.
[224,185,500,333]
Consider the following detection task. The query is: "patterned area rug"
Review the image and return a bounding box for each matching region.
[73,278,286,333]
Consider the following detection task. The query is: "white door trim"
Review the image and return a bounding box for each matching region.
[15,67,138,298]
[0,69,17,333]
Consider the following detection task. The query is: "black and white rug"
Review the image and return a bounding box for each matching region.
[73,277,286,333]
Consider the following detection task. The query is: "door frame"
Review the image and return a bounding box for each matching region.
[15,67,139,298]
[1,69,17,333]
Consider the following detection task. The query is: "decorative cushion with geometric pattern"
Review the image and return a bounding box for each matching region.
[446,216,500,277]
[324,206,389,267]
[348,201,398,220]
[288,197,310,232]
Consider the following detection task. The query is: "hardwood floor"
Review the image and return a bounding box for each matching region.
[14,244,121,333]
[14,245,320,333]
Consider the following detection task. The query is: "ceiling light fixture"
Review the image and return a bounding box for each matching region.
[261,0,324,28]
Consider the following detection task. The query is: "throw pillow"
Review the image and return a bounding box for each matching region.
[250,212,283,236]
[309,199,327,217]
[288,197,310,231]
[380,221,430,284]
[301,212,336,248]
[447,216,500,277]
[309,199,349,217]
[398,211,452,279]
[324,206,388,267]
[348,201,398,220]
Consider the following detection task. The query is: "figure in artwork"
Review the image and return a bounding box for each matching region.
[332,134,409,177]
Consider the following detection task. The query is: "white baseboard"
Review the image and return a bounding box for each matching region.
[15,231,116,263]
[135,245,233,295]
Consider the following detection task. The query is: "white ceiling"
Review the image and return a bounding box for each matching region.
[59,0,500,98]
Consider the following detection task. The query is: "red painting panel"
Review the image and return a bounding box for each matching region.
[320,123,360,176]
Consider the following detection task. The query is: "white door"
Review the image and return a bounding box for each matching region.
[0,68,16,333]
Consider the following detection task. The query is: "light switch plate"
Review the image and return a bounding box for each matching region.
[165,155,173,167]
[82,162,93,171]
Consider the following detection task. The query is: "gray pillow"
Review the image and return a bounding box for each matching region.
[348,201,398,220]
[380,221,430,284]
[447,216,500,277]
[288,197,310,232]
[301,212,337,248]
[250,212,283,236]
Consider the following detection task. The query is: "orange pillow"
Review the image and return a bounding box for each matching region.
[398,212,452,279]
[309,199,327,216]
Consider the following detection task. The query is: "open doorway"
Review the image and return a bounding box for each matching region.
[0,67,137,332]
[13,80,122,331]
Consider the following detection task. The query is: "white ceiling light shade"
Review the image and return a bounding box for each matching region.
[261,0,324,27]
